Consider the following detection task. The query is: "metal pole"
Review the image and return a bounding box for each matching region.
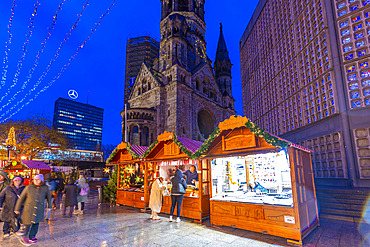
[124,104,128,142]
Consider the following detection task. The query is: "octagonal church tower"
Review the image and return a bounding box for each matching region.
[122,0,235,145]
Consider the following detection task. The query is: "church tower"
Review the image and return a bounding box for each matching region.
[124,0,235,145]
[215,23,233,109]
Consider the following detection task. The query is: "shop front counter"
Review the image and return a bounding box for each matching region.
[117,190,145,209]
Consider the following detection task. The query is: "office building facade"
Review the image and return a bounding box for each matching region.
[124,36,159,104]
[240,0,370,187]
[53,98,104,151]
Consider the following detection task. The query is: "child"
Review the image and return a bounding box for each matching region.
[0,176,25,238]
[15,174,51,246]
[63,178,78,217]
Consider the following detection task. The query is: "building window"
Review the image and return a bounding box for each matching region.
[168,110,170,117]
[349,74,357,81]
[354,23,362,31]
[142,126,149,146]
[363,80,370,87]
[356,41,365,48]
[352,100,361,108]
[355,32,364,40]
[337,3,345,9]
[342,37,351,44]
[345,53,354,60]
[344,45,353,52]
[183,127,186,134]
[360,62,369,68]
[364,89,370,96]
[351,91,360,99]
[349,83,359,90]
[365,98,370,105]
[339,10,347,17]
[361,70,370,78]
[340,21,349,28]
[358,49,367,57]
[352,16,361,23]
[347,65,356,72]
[132,126,139,146]
[350,5,359,12]
[341,29,350,36]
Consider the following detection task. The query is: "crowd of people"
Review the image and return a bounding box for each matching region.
[0,171,89,246]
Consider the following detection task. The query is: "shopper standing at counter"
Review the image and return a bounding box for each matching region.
[169,169,187,223]
[149,177,166,220]
[182,165,198,185]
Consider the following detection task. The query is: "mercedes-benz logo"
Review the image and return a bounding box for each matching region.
[68,90,78,100]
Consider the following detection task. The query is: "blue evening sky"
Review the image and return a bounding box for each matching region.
[0,0,258,146]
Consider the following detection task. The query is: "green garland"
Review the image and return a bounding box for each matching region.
[126,142,141,159]
[190,127,221,159]
[106,147,118,164]
[244,120,290,149]
[140,140,159,159]
[173,135,193,157]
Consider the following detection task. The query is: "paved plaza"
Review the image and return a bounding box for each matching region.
[1,193,370,247]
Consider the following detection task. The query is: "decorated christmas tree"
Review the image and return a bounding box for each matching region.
[103,165,118,203]
[5,127,16,146]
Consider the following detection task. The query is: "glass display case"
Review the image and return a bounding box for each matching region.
[211,151,293,207]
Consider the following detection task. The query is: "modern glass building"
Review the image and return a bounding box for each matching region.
[53,98,104,151]
[240,0,370,188]
[124,36,159,105]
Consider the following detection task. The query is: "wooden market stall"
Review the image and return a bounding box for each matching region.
[144,131,210,222]
[201,116,319,245]
[106,142,148,209]
[2,160,52,185]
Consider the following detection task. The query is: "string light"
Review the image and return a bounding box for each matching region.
[0,0,16,90]
[0,0,116,122]
[0,0,90,115]
[0,0,66,112]
[0,0,40,104]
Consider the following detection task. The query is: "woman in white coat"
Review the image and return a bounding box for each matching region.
[149,177,166,220]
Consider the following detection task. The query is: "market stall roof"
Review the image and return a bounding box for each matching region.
[143,131,204,160]
[22,160,51,169]
[106,142,149,164]
[3,160,51,170]
[193,115,312,159]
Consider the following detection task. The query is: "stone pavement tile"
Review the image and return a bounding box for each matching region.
[315,237,341,247]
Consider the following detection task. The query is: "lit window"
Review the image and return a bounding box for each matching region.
[365,0,370,6]
[363,80,370,87]
[341,29,350,36]
[347,65,356,72]
[352,16,361,23]
[351,91,360,98]
[355,33,364,39]
[339,10,347,16]
[361,70,370,78]
[351,5,359,11]
[356,40,365,48]
[360,62,369,68]
[338,3,346,9]
[354,23,362,31]
[343,37,351,44]
[349,74,358,81]
[340,20,349,28]
[366,98,370,105]
[344,45,353,52]
[352,100,361,107]
[345,53,354,60]
[364,89,370,96]
[350,83,359,90]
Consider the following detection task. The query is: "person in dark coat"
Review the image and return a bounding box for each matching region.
[15,174,51,245]
[169,169,187,223]
[0,170,10,193]
[182,165,198,185]
[0,175,25,238]
[63,178,78,217]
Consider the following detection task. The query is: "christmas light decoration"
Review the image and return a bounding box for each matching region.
[0,0,116,122]
[0,0,40,104]
[0,0,66,111]
[104,167,110,173]
[0,0,16,90]
[5,126,16,146]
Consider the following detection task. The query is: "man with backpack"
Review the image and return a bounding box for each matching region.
[73,177,89,215]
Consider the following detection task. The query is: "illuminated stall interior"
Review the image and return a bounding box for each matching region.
[201,116,318,244]
[106,142,148,208]
[2,160,51,185]
[144,131,210,221]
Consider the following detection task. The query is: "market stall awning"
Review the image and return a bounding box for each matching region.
[22,160,51,170]
[130,145,149,156]
[177,137,203,154]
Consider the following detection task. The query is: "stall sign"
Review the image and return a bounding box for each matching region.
[222,135,256,151]
[219,116,249,131]
[120,153,132,161]
[12,161,17,166]
[284,216,295,224]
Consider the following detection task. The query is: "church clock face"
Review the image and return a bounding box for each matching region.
[160,39,167,57]
[195,40,206,59]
